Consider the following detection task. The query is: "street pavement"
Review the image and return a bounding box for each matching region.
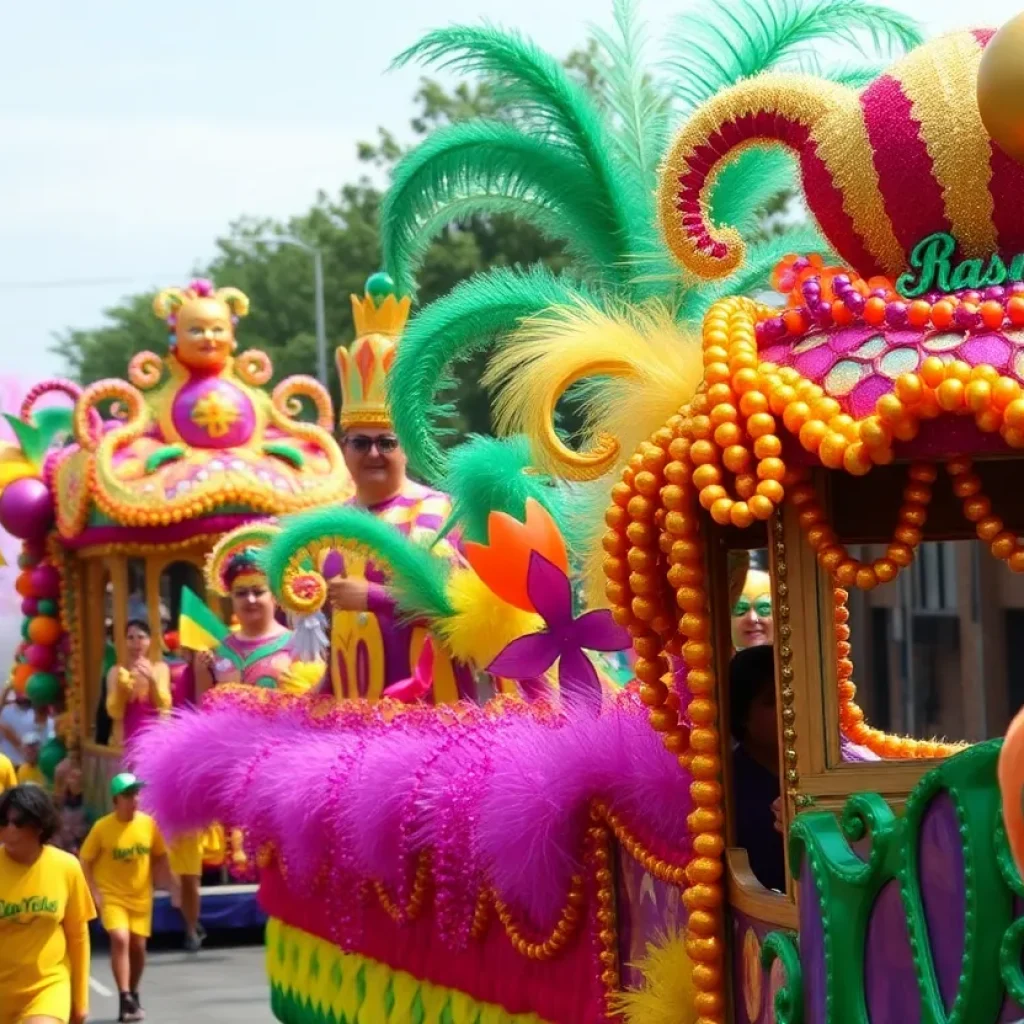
[87,933,275,1023]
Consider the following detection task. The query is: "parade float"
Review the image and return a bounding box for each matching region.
[130,10,1024,1024]
[0,277,351,927]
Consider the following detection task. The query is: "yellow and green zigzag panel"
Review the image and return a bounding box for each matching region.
[266,917,554,1024]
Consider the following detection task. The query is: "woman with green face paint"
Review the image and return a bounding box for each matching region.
[731,569,773,650]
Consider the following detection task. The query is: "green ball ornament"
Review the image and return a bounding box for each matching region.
[37,599,58,617]
[38,737,67,783]
[365,271,396,301]
[20,618,31,641]
[25,671,61,707]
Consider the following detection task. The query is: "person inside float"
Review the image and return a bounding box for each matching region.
[729,644,786,893]
[104,620,172,749]
[731,566,774,651]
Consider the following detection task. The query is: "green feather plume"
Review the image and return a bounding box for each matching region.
[382,121,622,297]
[259,507,454,622]
[437,434,572,546]
[388,24,649,294]
[589,0,671,191]
[387,266,602,483]
[664,0,922,112]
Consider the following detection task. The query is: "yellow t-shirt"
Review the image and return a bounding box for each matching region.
[0,845,96,1006]
[17,762,46,787]
[0,753,15,792]
[80,812,166,914]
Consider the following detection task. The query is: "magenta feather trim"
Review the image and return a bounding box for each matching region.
[129,689,693,934]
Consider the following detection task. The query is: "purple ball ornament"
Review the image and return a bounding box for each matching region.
[984,286,1007,301]
[29,565,60,599]
[885,301,909,328]
[20,598,38,617]
[955,304,982,330]
[0,478,54,541]
[25,644,55,671]
[845,292,867,315]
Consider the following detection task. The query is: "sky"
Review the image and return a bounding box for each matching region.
[1,0,1021,385]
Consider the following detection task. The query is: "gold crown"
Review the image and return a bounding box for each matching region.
[350,273,411,338]
[337,274,410,429]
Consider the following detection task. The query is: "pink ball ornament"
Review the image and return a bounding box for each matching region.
[29,565,59,599]
[20,598,38,617]
[25,644,55,671]
[0,478,54,541]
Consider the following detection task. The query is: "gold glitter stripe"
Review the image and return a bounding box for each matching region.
[810,99,906,277]
[896,32,996,259]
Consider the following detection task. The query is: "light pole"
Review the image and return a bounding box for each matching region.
[234,233,328,386]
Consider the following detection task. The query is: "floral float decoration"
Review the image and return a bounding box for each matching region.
[469,500,631,702]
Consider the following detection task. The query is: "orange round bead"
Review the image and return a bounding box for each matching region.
[907,300,932,327]
[981,300,1006,330]
[930,300,955,329]
[1009,296,1024,326]
[863,296,886,325]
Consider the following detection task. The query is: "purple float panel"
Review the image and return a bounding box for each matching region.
[615,848,684,990]
[864,880,920,1024]
[730,906,791,1024]
[799,868,827,1024]
[917,793,966,1013]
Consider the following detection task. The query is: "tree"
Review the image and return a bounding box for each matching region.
[51,53,598,436]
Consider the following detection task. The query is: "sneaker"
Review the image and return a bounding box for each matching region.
[132,991,145,1021]
[184,930,203,952]
[197,922,207,941]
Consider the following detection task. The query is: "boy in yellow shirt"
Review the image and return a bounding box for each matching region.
[16,732,46,787]
[81,772,178,1023]
[0,750,15,792]
[0,783,96,1024]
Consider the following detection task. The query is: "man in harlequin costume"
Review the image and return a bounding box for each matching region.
[327,274,478,703]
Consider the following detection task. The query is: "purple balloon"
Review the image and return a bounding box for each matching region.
[20,598,38,617]
[25,644,55,671]
[0,478,54,541]
[29,565,60,599]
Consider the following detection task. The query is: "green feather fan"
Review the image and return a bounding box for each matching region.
[388,266,603,482]
[258,507,455,622]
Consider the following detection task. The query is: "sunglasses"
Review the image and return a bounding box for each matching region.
[343,434,399,455]
[733,597,772,618]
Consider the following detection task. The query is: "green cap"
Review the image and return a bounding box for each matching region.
[110,772,143,799]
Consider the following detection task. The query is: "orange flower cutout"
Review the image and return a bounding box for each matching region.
[463,498,568,612]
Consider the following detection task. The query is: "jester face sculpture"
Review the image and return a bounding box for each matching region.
[173,295,237,374]
[50,278,352,538]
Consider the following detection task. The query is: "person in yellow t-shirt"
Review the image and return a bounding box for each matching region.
[0,750,15,792]
[80,772,178,1024]
[16,732,47,787]
[0,784,96,1024]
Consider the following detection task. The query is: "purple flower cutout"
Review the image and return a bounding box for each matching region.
[487,551,631,700]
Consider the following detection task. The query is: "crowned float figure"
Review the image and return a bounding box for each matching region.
[326,274,478,703]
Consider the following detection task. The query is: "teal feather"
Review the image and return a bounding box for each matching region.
[387,266,602,483]
[664,0,922,112]
[437,434,573,546]
[708,149,795,239]
[588,0,671,192]
[382,121,621,297]
[389,24,649,293]
[259,507,454,622]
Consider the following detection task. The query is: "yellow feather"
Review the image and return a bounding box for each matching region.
[483,300,702,608]
[438,569,544,667]
[610,928,698,1024]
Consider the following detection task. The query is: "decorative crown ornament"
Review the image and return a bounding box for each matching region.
[336,273,411,430]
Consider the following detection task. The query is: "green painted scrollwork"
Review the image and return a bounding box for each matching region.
[762,931,803,1024]
[790,740,1015,1024]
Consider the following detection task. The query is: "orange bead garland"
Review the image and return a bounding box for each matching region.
[787,463,935,589]
[947,456,1024,571]
[833,588,964,759]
